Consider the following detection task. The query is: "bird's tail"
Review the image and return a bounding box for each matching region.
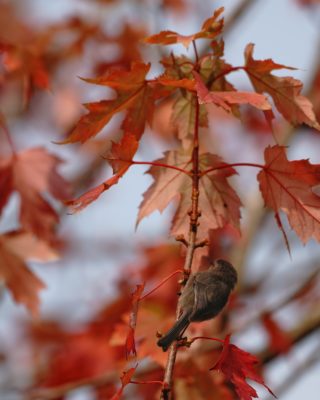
[157,313,189,351]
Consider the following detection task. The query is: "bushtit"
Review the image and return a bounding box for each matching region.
[157,259,237,351]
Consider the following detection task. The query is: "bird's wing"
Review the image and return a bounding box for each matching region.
[189,278,208,319]
[191,278,229,321]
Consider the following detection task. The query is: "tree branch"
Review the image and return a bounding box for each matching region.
[160,93,201,400]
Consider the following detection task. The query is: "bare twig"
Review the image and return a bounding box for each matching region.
[224,0,259,34]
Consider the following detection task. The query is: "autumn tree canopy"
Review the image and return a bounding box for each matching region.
[0,1,320,399]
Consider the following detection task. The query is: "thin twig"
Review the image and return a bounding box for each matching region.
[140,270,183,300]
[192,40,199,64]
[131,160,191,176]
[223,0,259,34]
[201,162,264,177]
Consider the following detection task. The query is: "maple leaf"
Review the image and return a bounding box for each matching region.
[111,366,137,400]
[3,230,59,262]
[1,44,50,106]
[143,7,224,48]
[175,360,234,400]
[160,54,194,80]
[0,147,70,242]
[297,0,320,7]
[171,92,208,148]
[0,7,114,106]
[30,292,136,388]
[156,77,196,92]
[0,231,54,315]
[137,150,241,240]
[155,55,209,147]
[62,62,166,144]
[261,313,291,354]
[244,43,320,130]
[199,43,244,119]
[0,5,51,107]
[210,335,276,400]
[257,145,320,244]
[193,71,271,113]
[66,133,138,212]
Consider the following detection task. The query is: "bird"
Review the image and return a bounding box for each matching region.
[157,259,237,351]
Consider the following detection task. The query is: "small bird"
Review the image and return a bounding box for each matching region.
[157,259,237,351]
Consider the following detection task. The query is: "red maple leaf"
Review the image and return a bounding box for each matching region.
[257,145,320,244]
[0,43,50,106]
[0,230,57,315]
[156,54,209,147]
[210,335,276,400]
[62,62,167,144]
[125,283,145,358]
[171,92,208,148]
[66,133,138,212]
[193,71,271,112]
[137,150,241,240]
[111,366,137,400]
[0,147,70,242]
[261,313,291,354]
[244,43,320,130]
[143,7,224,48]
[296,0,320,7]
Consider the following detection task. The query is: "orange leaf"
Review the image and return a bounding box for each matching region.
[3,230,59,262]
[108,133,139,174]
[0,158,13,213]
[125,283,145,358]
[143,7,224,48]
[245,43,320,130]
[137,150,241,240]
[125,327,136,359]
[261,313,291,354]
[175,359,234,400]
[1,43,50,106]
[0,147,70,241]
[171,92,208,148]
[0,232,47,316]
[258,145,320,243]
[65,181,112,213]
[210,335,276,400]
[81,62,150,90]
[62,63,165,144]
[111,366,137,400]
[156,77,196,91]
[66,133,138,213]
[193,71,271,112]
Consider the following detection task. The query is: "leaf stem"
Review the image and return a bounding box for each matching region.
[210,66,244,84]
[140,270,183,300]
[201,162,264,176]
[190,336,225,345]
[131,160,191,175]
[192,40,199,63]
[131,380,164,385]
